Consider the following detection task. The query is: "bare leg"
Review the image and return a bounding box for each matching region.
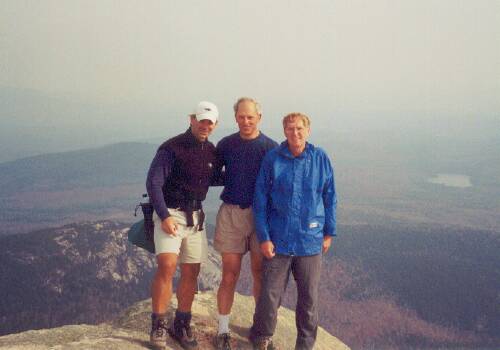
[176,263,201,312]
[151,253,178,314]
[217,253,243,314]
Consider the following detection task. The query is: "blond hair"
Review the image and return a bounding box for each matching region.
[282,112,311,128]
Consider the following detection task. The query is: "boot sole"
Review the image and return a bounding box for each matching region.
[167,327,198,350]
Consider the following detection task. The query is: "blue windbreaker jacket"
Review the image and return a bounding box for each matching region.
[253,142,337,256]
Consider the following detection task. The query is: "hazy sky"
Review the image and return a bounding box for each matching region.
[1,0,499,151]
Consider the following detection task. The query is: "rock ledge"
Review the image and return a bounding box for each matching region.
[0,292,349,349]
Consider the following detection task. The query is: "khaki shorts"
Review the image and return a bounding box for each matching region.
[153,209,208,264]
[214,203,260,254]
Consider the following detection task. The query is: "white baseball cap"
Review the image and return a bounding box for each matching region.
[193,101,219,123]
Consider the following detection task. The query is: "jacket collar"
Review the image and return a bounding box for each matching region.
[278,141,313,159]
[184,127,206,146]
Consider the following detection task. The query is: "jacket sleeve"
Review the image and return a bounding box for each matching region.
[146,147,174,221]
[322,156,337,236]
[210,142,225,187]
[253,153,273,243]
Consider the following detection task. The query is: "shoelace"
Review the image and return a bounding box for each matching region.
[222,334,231,349]
[154,327,165,337]
[154,320,167,337]
[260,339,273,350]
[184,325,193,338]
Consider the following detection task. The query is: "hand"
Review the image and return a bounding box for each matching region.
[260,240,275,259]
[322,236,333,254]
[161,217,178,236]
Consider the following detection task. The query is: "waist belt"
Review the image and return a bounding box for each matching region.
[223,201,251,210]
[180,206,205,231]
[166,198,202,210]
[166,199,204,231]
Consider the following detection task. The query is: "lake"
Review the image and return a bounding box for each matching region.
[427,174,472,188]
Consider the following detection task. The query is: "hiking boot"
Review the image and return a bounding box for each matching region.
[267,339,277,350]
[214,332,232,350]
[252,337,277,350]
[168,321,198,349]
[149,317,168,349]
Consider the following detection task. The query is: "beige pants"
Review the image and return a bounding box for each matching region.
[214,203,260,254]
[153,209,208,264]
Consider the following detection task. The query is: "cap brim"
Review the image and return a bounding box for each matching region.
[196,113,217,123]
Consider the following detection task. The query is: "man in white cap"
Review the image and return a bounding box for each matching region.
[146,101,219,349]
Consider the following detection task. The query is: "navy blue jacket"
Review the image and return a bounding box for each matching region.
[146,129,218,221]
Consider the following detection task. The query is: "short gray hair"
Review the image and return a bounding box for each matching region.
[233,97,262,116]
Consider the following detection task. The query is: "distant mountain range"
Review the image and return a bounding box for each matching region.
[0,142,157,234]
[0,86,186,163]
[1,133,499,236]
[0,142,155,196]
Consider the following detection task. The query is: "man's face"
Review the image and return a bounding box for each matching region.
[235,101,261,139]
[190,116,216,141]
[284,118,310,150]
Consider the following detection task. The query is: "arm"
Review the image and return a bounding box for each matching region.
[210,142,225,187]
[253,154,273,244]
[322,156,337,238]
[257,139,280,258]
[146,147,178,235]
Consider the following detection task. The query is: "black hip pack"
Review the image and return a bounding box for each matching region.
[134,194,154,241]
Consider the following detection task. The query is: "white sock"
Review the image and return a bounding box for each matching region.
[217,313,230,334]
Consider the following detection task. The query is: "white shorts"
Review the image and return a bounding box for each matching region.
[153,208,208,264]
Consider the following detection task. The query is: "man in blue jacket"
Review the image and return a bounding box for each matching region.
[249,112,337,350]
